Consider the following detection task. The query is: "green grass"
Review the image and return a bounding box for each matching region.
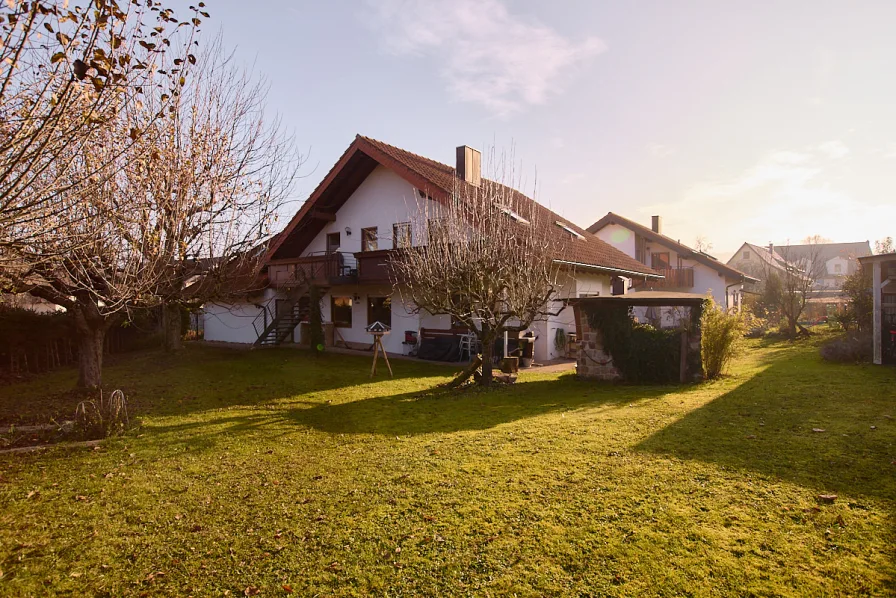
[0,340,894,596]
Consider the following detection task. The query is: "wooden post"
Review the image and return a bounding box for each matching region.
[379,336,393,377]
[872,261,882,365]
[370,334,393,378]
[370,338,379,377]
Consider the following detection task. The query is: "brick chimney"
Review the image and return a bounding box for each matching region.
[456,145,481,187]
[768,242,774,255]
[651,215,662,234]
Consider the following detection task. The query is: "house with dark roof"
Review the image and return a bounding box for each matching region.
[587,213,758,311]
[202,135,659,361]
[727,240,872,320]
[728,241,871,292]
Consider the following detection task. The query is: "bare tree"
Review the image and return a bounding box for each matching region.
[11,33,300,387]
[129,35,302,351]
[694,236,713,253]
[875,237,894,255]
[0,0,202,264]
[391,162,564,385]
[763,237,827,337]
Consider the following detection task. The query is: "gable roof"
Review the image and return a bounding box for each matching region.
[587,212,759,283]
[268,135,659,278]
[773,241,872,265]
[730,242,790,272]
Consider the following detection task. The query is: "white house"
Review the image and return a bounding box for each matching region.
[203,135,659,362]
[587,213,758,313]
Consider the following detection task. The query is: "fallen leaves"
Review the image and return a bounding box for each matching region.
[282,584,294,593]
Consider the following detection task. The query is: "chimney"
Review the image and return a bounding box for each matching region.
[768,242,774,255]
[651,215,662,234]
[456,145,481,187]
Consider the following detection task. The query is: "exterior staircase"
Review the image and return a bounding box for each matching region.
[253,284,310,347]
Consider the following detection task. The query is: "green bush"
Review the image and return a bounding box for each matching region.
[588,305,684,383]
[701,299,747,379]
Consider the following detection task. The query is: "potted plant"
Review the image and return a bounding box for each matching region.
[554,328,567,358]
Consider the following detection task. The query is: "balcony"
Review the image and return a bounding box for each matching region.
[268,252,357,287]
[633,267,695,289]
[355,249,401,285]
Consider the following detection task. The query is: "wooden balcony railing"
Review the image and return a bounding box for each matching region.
[355,249,400,285]
[268,252,357,287]
[633,267,695,289]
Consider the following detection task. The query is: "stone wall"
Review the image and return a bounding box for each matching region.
[573,304,624,381]
[572,302,703,382]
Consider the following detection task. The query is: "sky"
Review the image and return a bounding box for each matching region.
[186,0,896,260]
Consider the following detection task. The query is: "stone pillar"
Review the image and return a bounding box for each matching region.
[572,303,623,381]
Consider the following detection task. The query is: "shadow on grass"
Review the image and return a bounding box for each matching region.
[146,374,672,447]
[637,344,896,503]
[0,344,454,424]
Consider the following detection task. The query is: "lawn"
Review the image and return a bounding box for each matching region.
[0,339,894,596]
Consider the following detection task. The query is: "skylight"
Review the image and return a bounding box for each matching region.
[555,221,584,240]
[499,205,530,224]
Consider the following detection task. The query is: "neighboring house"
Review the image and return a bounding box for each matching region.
[728,241,871,292]
[202,135,659,362]
[728,240,872,320]
[587,213,758,312]
[857,252,896,365]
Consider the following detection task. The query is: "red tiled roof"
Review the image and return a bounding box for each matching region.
[269,135,659,278]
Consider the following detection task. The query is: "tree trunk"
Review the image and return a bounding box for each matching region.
[72,300,108,389]
[480,334,495,386]
[162,302,183,352]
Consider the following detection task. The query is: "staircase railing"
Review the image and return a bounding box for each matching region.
[252,302,275,339]
[253,279,311,346]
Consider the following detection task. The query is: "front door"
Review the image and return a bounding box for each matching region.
[326,232,340,253]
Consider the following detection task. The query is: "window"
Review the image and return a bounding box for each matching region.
[651,252,671,269]
[743,250,750,260]
[331,296,353,328]
[834,263,842,274]
[361,227,378,252]
[367,296,392,327]
[635,234,647,264]
[393,222,411,248]
[326,232,340,253]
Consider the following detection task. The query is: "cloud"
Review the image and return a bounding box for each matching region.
[817,140,849,159]
[640,144,896,254]
[364,0,605,116]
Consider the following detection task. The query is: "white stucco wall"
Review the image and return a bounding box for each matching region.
[319,284,419,354]
[203,302,265,344]
[304,165,442,255]
[595,223,743,309]
[593,223,637,259]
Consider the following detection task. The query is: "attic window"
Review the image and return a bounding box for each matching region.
[555,221,584,240]
[498,205,529,224]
